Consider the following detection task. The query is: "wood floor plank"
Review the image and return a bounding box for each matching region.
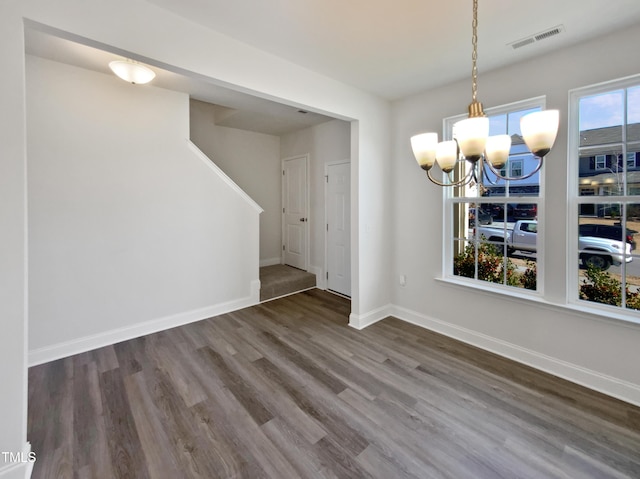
[250,356,370,458]
[28,290,640,479]
[261,417,338,479]
[139,366,225,478]
[99,369,151,479]
[122,372,184,479]
[197,346,274,426]
[72,361,116,479]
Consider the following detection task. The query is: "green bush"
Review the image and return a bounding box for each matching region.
[521,261,537,290]
[453,239,536,289]
[579,265,640,310]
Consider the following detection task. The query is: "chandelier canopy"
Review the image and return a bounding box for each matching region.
[410,0,559,187]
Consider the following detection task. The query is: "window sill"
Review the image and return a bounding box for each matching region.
[435,276,640,329]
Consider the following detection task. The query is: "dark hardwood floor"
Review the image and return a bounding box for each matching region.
[28,289,640,478]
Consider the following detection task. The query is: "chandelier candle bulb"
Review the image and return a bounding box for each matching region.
[410,132,439,170]
[520,109,560,157]
[435,140,458,173]
[484,134,512,168]
[454,117,490,160]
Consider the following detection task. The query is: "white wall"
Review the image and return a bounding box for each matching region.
[281,119,351,285]
[0,3,29,477]
[190,100,282,265]
[27,56,261,358]
[1,0,390,468]
[391,23,640,405]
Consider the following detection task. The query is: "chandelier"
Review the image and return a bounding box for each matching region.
[410,0,559,187]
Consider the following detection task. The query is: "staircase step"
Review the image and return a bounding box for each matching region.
[259,265,316,302]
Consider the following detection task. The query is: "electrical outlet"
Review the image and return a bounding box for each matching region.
[399,274,406,286]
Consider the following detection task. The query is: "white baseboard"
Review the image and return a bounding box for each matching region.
[28,288,260,366]
[0,443,34,479]
[349,304,392,330]
[308,265,326,290]
[250,279,260,304]
[259,257,281,267]
[388,304,640,408]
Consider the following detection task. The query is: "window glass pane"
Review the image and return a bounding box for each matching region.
[626,150,640,196]
[628,86,640,142]
[579,90,624,147]
[625,203,640,308]
[577,203,640,309]
[452,239,472,279]
[482,107,541,199]
[578,204,623,305]
[453,204,537,290]
[578,146,624,196]
[488,114,507,136]
[508,107,539,137]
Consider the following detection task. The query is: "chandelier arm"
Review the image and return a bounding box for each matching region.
[478,159,497,186]
[484,156,544,181]
[426,166,474,187]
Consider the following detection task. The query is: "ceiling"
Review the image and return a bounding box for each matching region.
[25,29,337,136]
[25,1,640,134]
[144,0,640,100]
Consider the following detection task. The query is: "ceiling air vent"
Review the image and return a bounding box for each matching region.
[509,25,565,50]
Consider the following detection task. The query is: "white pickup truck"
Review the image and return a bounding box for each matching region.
[475,220,632,271]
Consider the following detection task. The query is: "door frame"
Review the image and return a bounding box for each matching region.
[324,160,351,295]
[281,154,310,270]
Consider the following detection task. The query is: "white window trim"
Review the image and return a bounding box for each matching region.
[595,154,607,170]
[441,96,546,296]
[567,73,640,321]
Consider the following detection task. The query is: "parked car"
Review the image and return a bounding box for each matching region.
[468,207,493,226]
[474,220,632,270]
[579,223,637,250]
[512,203,537,219]
[480,203,512,220]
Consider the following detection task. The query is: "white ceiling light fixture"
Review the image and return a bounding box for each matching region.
[108,59,156,84]
[410,0,559,187]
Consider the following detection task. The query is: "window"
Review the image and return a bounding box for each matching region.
[444,98,545,292]
[569,77,640,315]
[500,158,524,178]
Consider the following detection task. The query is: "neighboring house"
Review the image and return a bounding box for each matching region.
[578,124,640,196]
[482,133,540,197]
[578,124,640,216]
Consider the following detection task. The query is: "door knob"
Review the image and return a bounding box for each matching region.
[300,218,307,222]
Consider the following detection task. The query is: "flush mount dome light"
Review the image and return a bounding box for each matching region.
[108,60,156,84]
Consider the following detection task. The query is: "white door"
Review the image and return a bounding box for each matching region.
[326,162,351,296]
[282,156,308,270]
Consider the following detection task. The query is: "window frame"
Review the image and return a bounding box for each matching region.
[441,96,546,295]
[568,74,640,320]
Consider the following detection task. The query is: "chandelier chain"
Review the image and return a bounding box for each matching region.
[471,0,478,103]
